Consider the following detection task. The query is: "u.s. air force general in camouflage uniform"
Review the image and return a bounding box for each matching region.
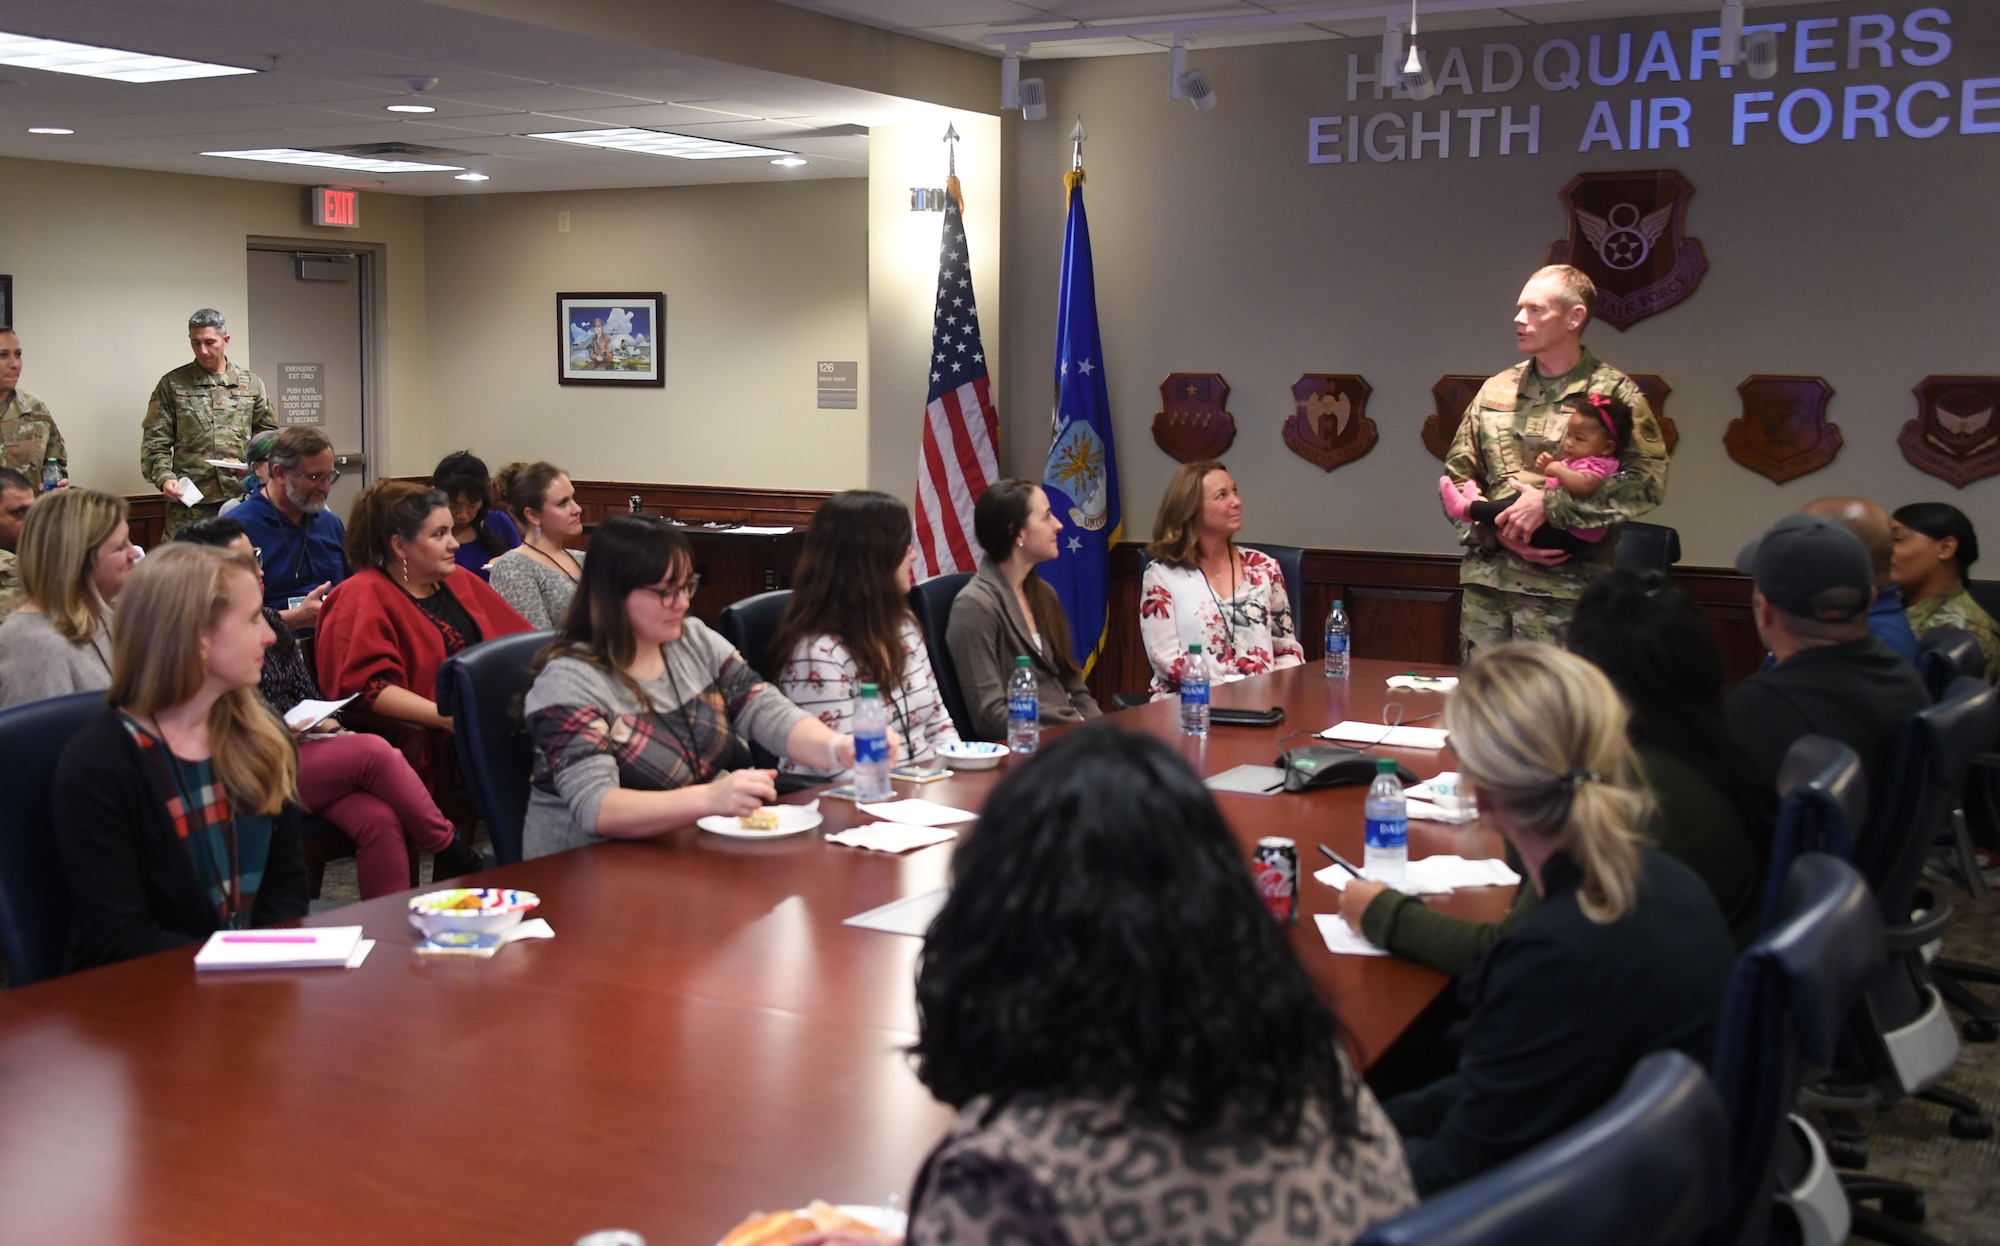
[1444,347,1668,657]
[0,389,68,482]
[141,360,275,537]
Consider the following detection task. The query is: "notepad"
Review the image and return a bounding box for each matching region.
[194,925,368,972]
[1319,721,1451,750]
[1314,914,1390,957]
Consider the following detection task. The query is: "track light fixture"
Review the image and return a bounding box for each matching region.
[1402,0,1422,76]
[1001,53,1020,110]
[1019,77,1047,121]
[1717,2,1778,82]
[1167,38,1216,111]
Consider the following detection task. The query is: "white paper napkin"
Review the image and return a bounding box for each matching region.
[1405,798,1479,825]
[825,823,959,854]
[1314,913,1390,957]
[503,918,555,943]
[855,798,979,827]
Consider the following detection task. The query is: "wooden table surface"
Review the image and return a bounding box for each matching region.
[0,659,1508,1245]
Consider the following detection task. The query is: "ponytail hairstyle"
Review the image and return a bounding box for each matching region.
[345,480,450,572]
[18,487,127,641]
[536,515,691,709]
[110,543,296,816]
[972,479,1081,681]
[1892,502,1980,580]
[1561,391,1633,455]
[432,450,509,557]
[768,490,915,689]
[492,460,567,531]
[1445,643,1648,924]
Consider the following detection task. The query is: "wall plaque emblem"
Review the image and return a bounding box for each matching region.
[1284,374,1376,471]
[1151,372,1236,463]
[1546,170,1707,331]
[1422,375,1485,462]
[1725,375,1841,484]
[1421,372,1677,462]
[1901,376,2000,488]
[1628,373,1678,455]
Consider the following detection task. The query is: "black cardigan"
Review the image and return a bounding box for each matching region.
[1385,845,1734,1196]
[54,708,308,973]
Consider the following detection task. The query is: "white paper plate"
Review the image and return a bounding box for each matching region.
[696,805,824,839]
[714,1205,907,1246]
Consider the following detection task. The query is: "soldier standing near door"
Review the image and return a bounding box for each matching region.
[0,327,70,488]
[141,308,276,537]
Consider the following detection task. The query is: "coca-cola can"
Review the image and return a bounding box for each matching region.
[1253,836,1298,925]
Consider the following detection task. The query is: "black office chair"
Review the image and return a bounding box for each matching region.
[1914,626,1985,701]
[1809,676,1997,1216]
[1762,736,1866,935]
[0,692,106,987]
[908,572,974,739]
[1356,1050,1728,1246]
[1713,853,1883,1246]
[437,630,555,867]
[1616,521,1682,575]
[715,589,793,680]
[1239,541,1305,629]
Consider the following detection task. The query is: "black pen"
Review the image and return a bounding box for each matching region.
[1318,843,1363,878]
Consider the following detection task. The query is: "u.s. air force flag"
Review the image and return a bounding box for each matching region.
[1040,167,1120,676]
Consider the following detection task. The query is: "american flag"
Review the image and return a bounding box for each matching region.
[912,177,1001,578]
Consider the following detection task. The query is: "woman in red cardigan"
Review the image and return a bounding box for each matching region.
[316,480,533,805]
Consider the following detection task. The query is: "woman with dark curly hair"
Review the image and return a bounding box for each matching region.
[903,726,1414,1245]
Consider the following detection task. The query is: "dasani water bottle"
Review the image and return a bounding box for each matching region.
[852,683,893,801]
[1324,598,1350,679]
[1180,643,1210,738]
[1007,655,1040,755]
[1363,757,1408,888]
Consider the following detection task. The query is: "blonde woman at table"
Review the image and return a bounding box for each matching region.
[768,490,959,779]
[1140,460,1302,698]
[945,478,1100,741]
[899,726,1415,1246]
[1382,644,1733,1196]
[0,488,141,709]
[521,515,881,858]
[487,460,587,630]
[51,542,307,972]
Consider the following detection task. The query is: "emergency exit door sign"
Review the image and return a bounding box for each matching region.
[310,187,360,228]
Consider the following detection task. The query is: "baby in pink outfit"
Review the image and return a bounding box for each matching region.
[1440,391,1631,554]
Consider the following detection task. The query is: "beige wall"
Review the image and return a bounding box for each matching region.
[1002,0,2000,568]
[422,179,869,490]
[0,156,427,493]
[867,115,1003,504]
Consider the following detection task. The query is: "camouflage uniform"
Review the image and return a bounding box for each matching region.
[1444,348,1668,659]
[140,361,276,536]
[0,389,68,484]
[0,547,20,623]
[1907,588,2000,686]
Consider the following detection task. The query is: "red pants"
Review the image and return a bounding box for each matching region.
[297,731,457,899]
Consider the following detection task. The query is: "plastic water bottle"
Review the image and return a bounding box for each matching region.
[1006,655,1040,755]
[852,682,893,800]
[1180,642,1210,738]
[1324,598,1350,679]
[40,456,59,494]
[1363,757,1409,888]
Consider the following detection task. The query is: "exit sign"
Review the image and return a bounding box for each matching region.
[310,186,360,228]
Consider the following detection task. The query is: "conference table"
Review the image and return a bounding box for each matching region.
[0,659,1508,1244]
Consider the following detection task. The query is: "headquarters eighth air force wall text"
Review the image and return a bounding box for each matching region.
[1305,8,1997,164]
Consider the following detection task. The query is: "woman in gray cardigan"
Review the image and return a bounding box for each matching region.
[946,480,1101,741]
[0,488,141,710]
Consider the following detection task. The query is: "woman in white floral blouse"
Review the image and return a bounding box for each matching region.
[1140,459,1303,698]
[770,490,960,780]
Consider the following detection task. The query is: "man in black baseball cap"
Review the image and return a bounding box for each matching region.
[1725,513,1929,799]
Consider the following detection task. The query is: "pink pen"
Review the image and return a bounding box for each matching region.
[218,935,319,944]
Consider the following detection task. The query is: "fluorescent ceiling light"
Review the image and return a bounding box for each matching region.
[386,103,435,114]
[0,31,254,83]
[770,156,808,167]
[202,148,462,173]
[27,126,72,135]
[529,128,793,161]
[454,172,489,181]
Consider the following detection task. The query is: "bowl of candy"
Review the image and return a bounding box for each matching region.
[939,740,1009,771]
[408,888,539,937]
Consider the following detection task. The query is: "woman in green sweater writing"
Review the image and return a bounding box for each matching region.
[1339,569,1772,971]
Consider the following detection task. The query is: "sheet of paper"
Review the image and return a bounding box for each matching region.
[713,524,793,536]
[843,887,949,937]
[203,458,248,470]
[855,798,978,827]
[345,939,375,968]
[1314,914,1391,957]
[825,823,959,854]
[502,918,555,943]
[284,695,357,734]
[1204,764,1287,795]
[194,925,363,971]
[1312,855,1519,895]
[173,477,204,508]
[1319,721,1450,750]
[1406,798,1479,825]
[1386,674,1459,693]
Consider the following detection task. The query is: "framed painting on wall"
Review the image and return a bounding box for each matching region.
[558,292,664,387]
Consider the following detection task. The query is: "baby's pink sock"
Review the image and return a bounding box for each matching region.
[1439,476,1475,522]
